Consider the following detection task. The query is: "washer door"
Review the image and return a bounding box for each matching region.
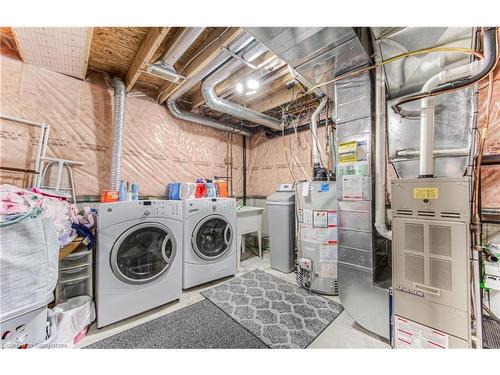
[191,215,233,261]
[110,222,176,285]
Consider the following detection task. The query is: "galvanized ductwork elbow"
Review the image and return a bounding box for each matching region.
[166,33,254,136]
[111,76,126,191]
[201,43,283,131]
[167,98,251,137]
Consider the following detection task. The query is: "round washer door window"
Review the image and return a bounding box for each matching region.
[110,223,176,285]
[192,215,232,261]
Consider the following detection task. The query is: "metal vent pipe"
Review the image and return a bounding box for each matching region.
[374,65,392,240]
[201,42,283,130]
[111,76,126,190]
[167,33,254,136]
[159,28,204,67]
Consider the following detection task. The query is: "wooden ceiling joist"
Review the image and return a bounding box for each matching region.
[249,84,305,113]
[157,27,244,104]
[124,27,171,92]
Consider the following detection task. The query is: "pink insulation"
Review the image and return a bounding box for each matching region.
[247,127,328,197]
[0,55,498,208]
[478,64,500,209]
[0,57,243,198]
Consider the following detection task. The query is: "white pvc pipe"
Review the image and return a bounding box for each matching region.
[395,147,469,158]
[375,65,392,240]
[419,62,479,177]
[311,96,328,166]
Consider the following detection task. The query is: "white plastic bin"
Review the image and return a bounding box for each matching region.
[53,296,95,347]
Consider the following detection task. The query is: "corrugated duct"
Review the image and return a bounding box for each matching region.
[111,76,126,190]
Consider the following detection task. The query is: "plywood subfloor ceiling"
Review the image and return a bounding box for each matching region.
[1,27,314,127]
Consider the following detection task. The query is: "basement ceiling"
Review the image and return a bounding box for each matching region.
[12,27,93,80]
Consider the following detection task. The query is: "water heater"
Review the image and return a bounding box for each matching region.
[296,181,338,295]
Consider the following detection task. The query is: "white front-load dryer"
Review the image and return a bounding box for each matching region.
[182,198,237,289]
[96,200,182,328]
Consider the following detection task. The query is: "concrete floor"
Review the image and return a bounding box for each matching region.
[77,252,389,349]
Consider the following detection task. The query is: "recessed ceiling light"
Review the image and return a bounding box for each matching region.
[246,78,260,90]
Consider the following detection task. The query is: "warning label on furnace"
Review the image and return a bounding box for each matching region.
[394,316,449,349]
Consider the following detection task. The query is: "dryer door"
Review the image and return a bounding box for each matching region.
[110,222,177,285]
[192,214,233,261]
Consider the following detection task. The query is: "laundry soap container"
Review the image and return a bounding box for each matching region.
[266,184,295,273]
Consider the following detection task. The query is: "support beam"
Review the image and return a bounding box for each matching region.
[249,84,305,113]
[158,27,244,104]
[124,27,171,92]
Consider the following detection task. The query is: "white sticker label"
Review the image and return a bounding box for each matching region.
[302,209,313,226]
[301,182,310,197]
[342,175,363,200]
[315,228,329,244]
[300,225,315,242]
[297,209,303,223]
[320,244,338,261]
[328,228,338,244]
[320,261,337,278]
[395,316,449,349]
[313,210,328,228]
[327,210,337,227]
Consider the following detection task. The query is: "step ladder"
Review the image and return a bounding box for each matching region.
[36,157,84,204]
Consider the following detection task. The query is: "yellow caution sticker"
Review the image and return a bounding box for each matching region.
[338,141,358,164]
[413,187,439,200]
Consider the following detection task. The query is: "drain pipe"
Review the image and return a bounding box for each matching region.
[167,33,254,136]
[111,76,126,191]
[201,43,282,130]
[311,96,328,180]
[375,65,392,240]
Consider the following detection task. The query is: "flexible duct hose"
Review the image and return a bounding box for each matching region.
[111,77,126,191]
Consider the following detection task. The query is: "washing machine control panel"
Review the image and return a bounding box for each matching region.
[205,198,236,210]
[137,200,181,218]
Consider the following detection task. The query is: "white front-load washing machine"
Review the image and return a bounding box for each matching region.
[96,200,182,328]
[182,197,237,289]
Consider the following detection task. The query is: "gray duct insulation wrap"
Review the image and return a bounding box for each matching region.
[111,76,126,191]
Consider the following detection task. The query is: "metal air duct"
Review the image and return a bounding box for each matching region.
[166,33,254,136]
[201,42,283,130]
[311,96,328,179]
[111,76,126,191]
[375,65,392,240]
[148,27,205,83]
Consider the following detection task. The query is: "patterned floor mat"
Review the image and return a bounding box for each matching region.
[201,269,344,348]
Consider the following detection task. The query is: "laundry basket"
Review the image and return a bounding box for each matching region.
[53,296,95,347]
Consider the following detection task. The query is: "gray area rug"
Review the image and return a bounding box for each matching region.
[84,299,267,349]
[201,269,344,348]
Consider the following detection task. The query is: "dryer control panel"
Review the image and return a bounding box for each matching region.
[211,198,236,209]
